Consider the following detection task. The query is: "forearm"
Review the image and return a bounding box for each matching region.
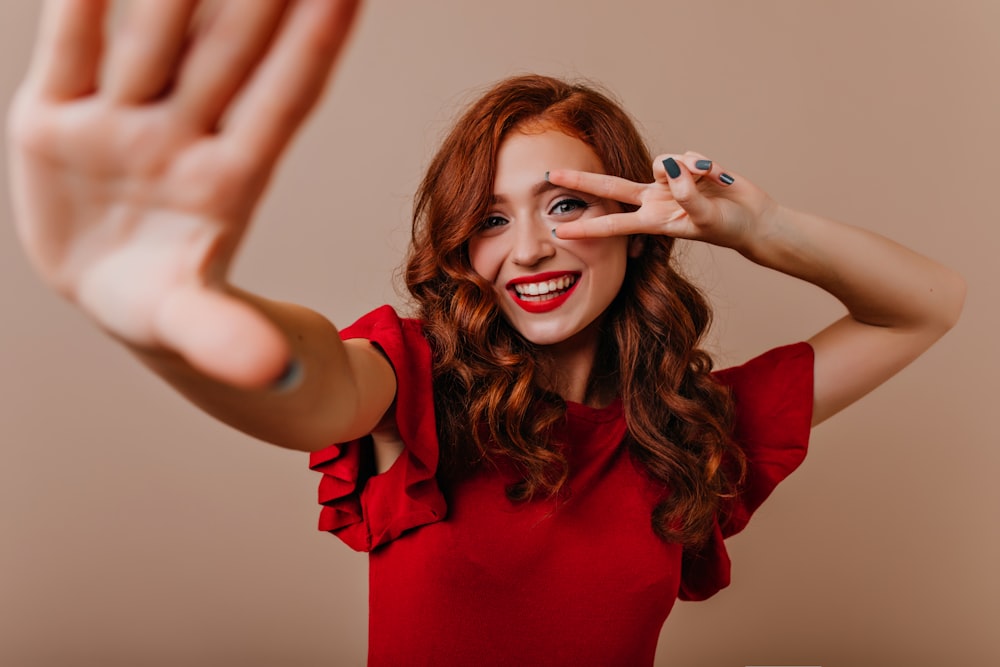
[738,205,965,424]
[128,291,396,452]
[549,155,967,425]
[739,206,966,333]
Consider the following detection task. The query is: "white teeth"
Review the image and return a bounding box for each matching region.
[512,275,577,300]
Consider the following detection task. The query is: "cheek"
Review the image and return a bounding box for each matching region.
[467,237,504,281]
[590,243,631,303]
[576,238,630,277]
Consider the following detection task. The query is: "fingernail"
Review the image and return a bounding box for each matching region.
[695,159,713,171]
[720,173,735,185]
[272,359,303,393]
[663,158,681,179]
[544,171,550,182]
[551,228,559,238]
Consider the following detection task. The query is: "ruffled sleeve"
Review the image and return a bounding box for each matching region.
[678,342,814,601]
[308,305,446,552]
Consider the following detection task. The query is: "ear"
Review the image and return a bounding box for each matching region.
[628,234,645,258]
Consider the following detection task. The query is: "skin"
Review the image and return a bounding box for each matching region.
[8,0,394,454]
[468,129,640,404]
[7,0,966,471]
[548,154,966,424]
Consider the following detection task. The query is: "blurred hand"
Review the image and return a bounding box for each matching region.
[8,0,361,387]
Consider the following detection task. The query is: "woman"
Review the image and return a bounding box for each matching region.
[8,1,965,665]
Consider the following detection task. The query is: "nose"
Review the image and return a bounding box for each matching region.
[510,216,556,267]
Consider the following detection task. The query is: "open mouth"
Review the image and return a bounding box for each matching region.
[511,274,578,301]
[506,272,581,312]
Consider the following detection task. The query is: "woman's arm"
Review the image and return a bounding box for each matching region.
[7,0,395,450]
[130,290,397,452]
[734,204,965,425]
[548,152,965,425]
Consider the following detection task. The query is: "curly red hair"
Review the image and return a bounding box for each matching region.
[404,75,742,545]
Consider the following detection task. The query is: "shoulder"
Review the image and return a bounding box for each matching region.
[712,342,814,393]
[680,342,816,600]
[310,306,445,551]
[340,304,426,344]
[712,342,814,433]
[340,304,438,445]
[339,305,430,373]
[712,342,815,530]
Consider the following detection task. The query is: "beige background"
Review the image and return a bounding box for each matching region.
[1,1,997,666]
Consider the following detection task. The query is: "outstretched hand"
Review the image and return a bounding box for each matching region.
[8,0,361,388]
[548,151,781,253]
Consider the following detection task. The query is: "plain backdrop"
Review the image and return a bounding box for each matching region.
[1,2,997,666]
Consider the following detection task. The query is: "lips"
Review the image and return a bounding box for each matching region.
[505,271,581,313]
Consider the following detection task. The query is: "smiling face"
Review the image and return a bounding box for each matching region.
[468,128,634,351]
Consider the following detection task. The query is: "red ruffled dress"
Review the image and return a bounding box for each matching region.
[309,306,814,666]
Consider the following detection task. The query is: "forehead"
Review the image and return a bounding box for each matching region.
[494,130,605,193]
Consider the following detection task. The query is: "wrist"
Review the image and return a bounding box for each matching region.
[735,201,788,264]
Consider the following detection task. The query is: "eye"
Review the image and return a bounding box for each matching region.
[549,198,590,216]
[480,215,508,230]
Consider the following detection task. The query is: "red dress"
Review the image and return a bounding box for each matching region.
[309,306,814,666]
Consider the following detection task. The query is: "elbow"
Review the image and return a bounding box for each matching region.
[931,268,967,334]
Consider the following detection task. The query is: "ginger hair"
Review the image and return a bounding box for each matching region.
[404,74,742,545]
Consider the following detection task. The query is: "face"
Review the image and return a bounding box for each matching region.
[468,128,635,349]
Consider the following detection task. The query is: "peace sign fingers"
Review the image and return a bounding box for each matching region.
[546,169,646,207]
[546,168,683,240]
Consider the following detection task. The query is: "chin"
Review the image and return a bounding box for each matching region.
[503,313,592,349]
[520,330,576,347]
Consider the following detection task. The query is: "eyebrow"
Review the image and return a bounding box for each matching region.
[491,180,565,205]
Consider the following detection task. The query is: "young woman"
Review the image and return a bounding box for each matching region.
[8,1,965,665]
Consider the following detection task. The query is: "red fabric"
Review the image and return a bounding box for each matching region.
[309,306,445,549]
[309,306,814,666]
[678,344,814,602]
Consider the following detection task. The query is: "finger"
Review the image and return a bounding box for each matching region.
[103,0,199,103]
[683,150,715,177]
[658,156,715,221]
[171,0,291,128]
[691,155,737,187]
[222,0,361,162]
[666,151,737,188]
[651,152,706,186]
[27,0,109,99]
[546,169,646,206]
[554,211,648,239]
[155,286,290,389]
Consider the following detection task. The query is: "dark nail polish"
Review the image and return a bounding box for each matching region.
[695,159,713,171]
[663,158,681,179]
[272,359,303,392]
[720,173,735,185]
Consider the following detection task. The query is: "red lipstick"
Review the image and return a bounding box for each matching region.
[505,271,580,314]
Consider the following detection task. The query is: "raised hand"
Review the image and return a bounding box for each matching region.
[8,0,361,388]
[548,151,780,254]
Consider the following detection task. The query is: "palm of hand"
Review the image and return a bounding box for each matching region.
[11,99,263,346]
[9,0,360,387]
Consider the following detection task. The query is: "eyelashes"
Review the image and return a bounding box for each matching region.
[479,197,594,231]
[549,197,590,216]
[481,215,508,229]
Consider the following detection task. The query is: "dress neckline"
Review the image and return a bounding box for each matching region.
[564,397,623,423]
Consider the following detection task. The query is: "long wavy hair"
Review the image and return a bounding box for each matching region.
[404,75,743,545]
